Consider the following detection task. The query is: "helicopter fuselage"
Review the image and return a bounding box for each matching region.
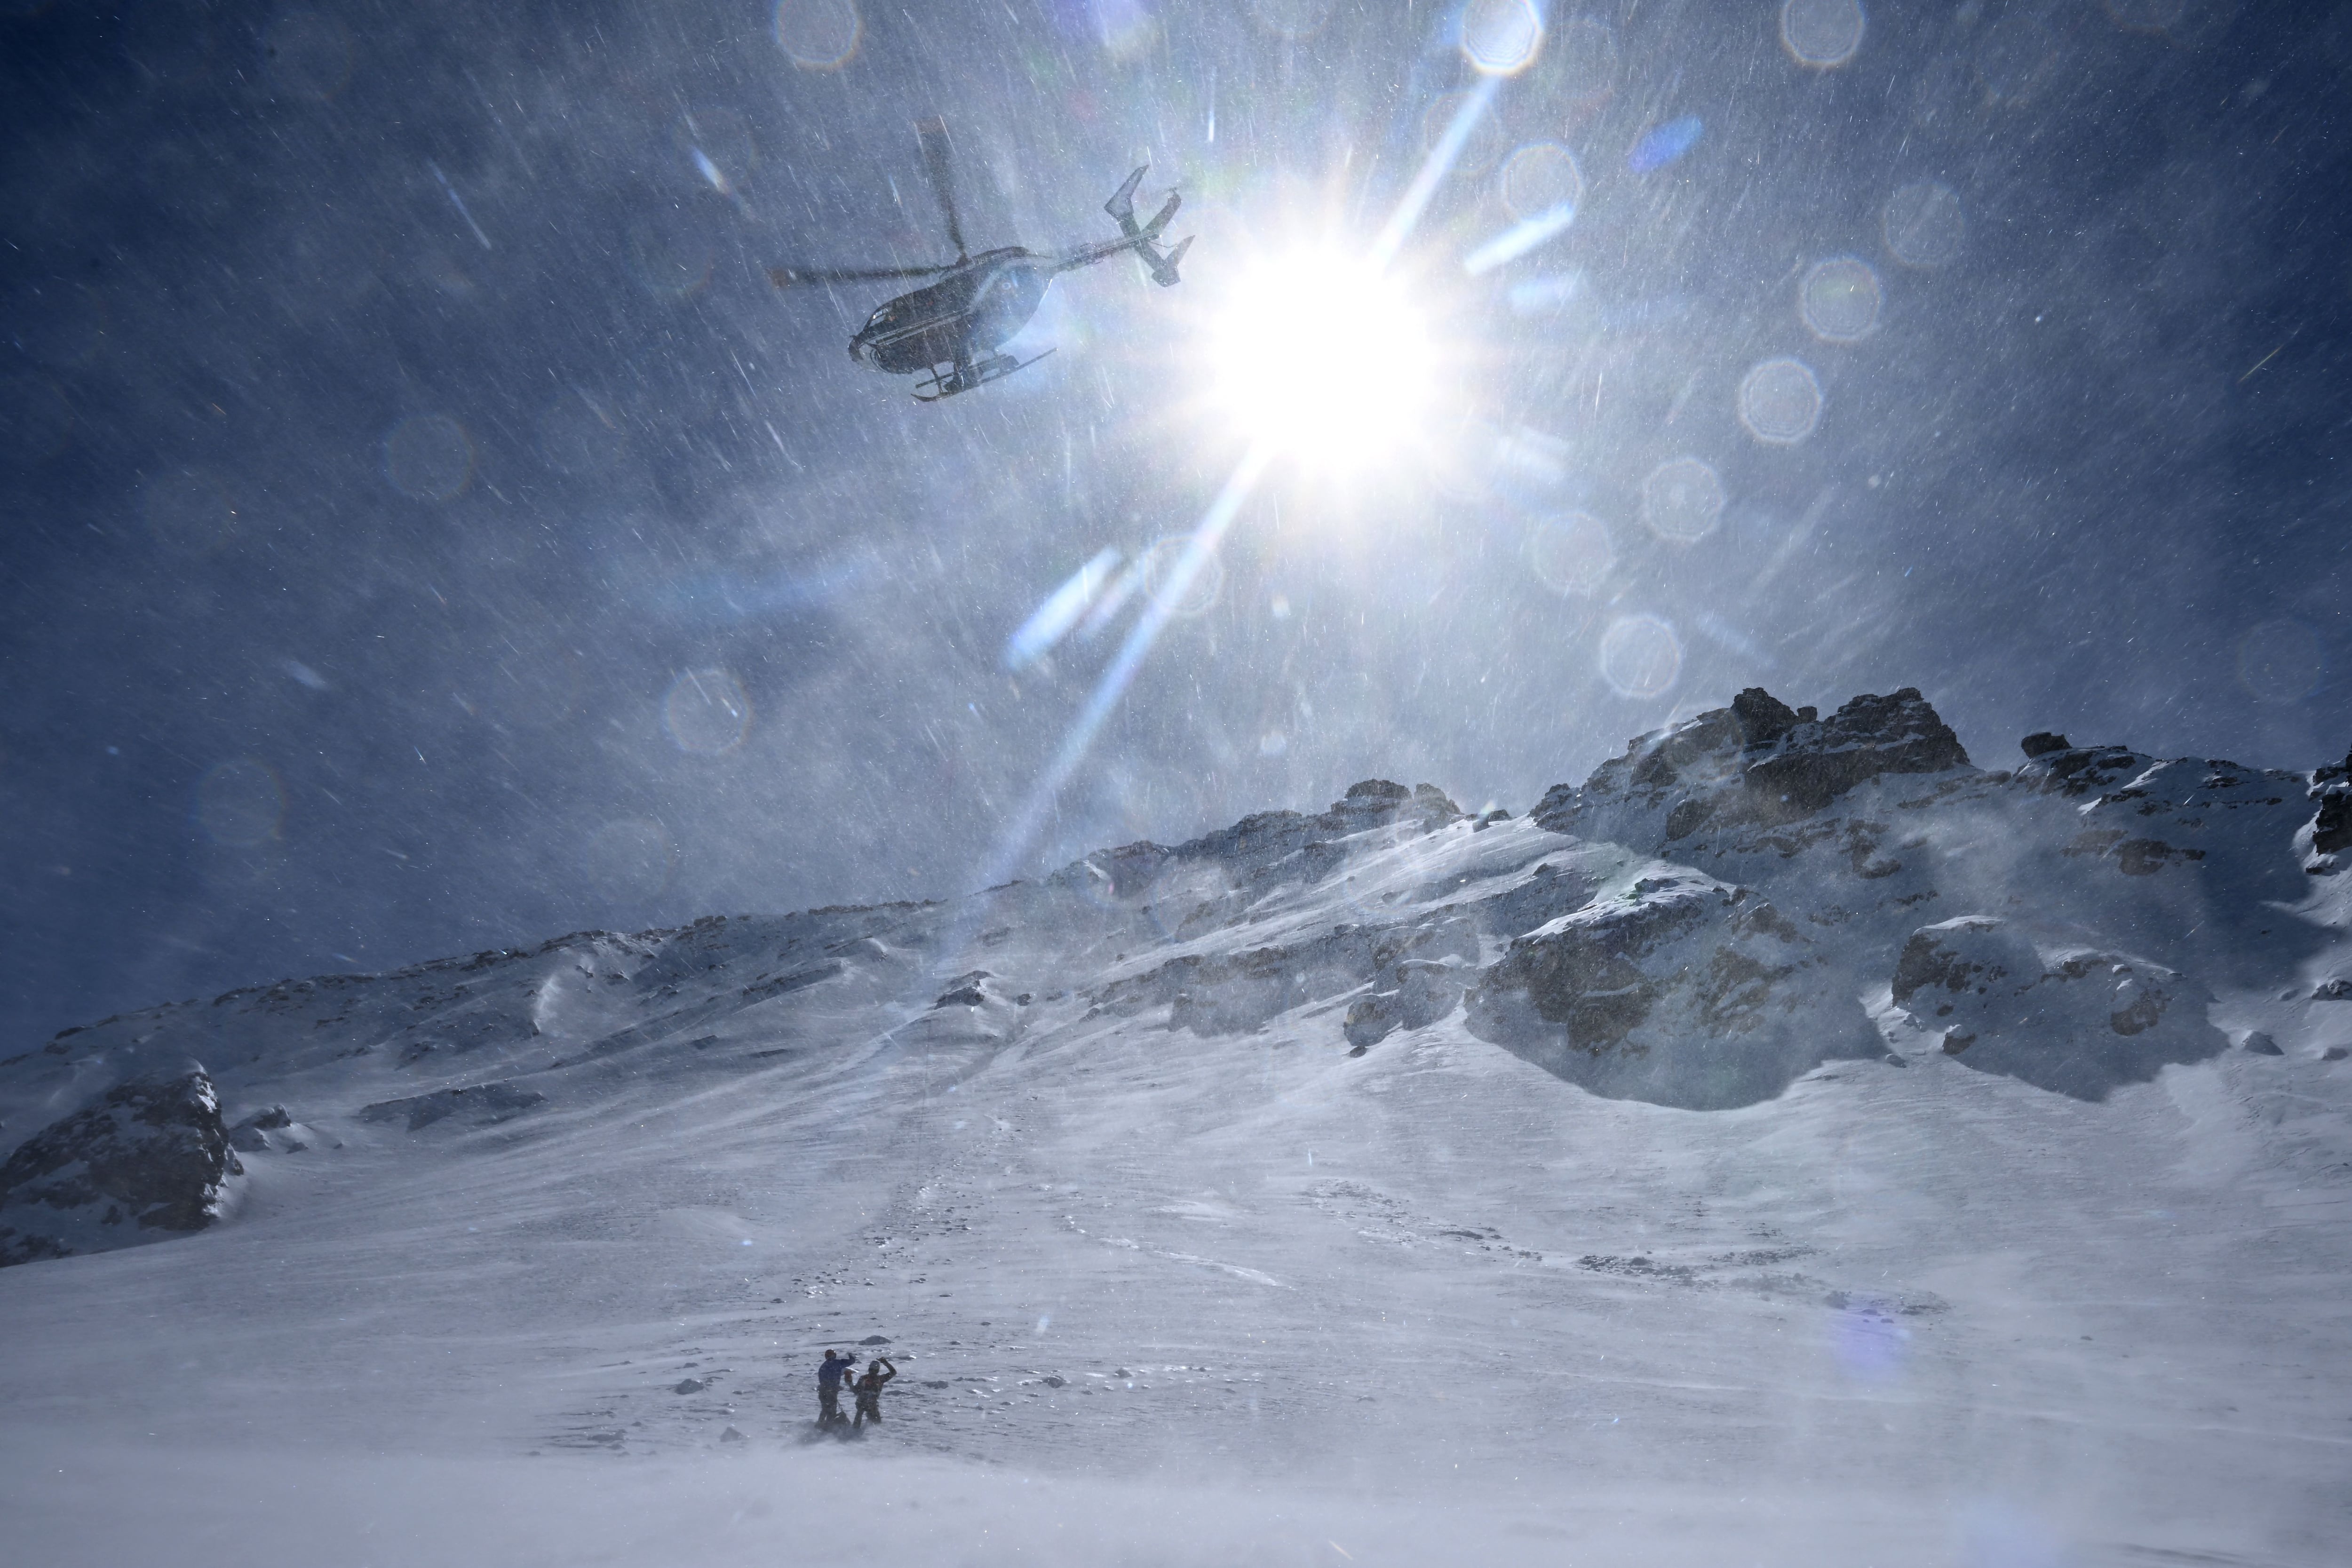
[849,248,1051,375]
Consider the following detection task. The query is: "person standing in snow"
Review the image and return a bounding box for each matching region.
[817,1348,858,1425]
[850,1356,896,1429]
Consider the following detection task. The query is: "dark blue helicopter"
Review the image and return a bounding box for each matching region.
[770,117,1190,401]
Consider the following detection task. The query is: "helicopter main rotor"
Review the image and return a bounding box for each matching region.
[766,114,1190,401]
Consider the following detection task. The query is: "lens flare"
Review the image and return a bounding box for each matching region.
[1780,0,1866,68]
[774,0,860,69]
[1599,615,1683,699]
[1461,0,1543,76]
[1526,511,1614,596]
[663,668,753,754]
[1738,358,1824,445]
[1641,456,1725,541]
[1799,256,1882,342]
[1205,252,1438,474]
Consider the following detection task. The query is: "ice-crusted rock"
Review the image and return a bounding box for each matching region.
[0,1066,242,1268]
[1462,870,1883,1110]
[1532,686,1970,847]
[1889,917,2225,1099]
[358,1080,547,1133]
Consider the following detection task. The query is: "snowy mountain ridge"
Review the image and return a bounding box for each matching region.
[4,683,2346,1262]
[4,684,2351,1567]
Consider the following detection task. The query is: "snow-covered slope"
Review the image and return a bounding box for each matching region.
[5,688,2350,1568]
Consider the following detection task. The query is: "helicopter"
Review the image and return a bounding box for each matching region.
[769,117,1191,401]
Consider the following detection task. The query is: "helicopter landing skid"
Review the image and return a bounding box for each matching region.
[912,349,1056,402]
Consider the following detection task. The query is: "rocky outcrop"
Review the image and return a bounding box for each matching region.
[0,1066,242,1268]
[1533,687,1970,845]
[1050,779,1466,921]
[1889,917,2225,1099]
[2305,747,2351,874]
[1098,915,1481,1039]
[358,1081,547,1133]
[1463,870,1883,1110]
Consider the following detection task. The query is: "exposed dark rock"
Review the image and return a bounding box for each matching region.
[2116,838,2207,876]
[1889,917,2224,1099]
[1412,782,1463,818]
[1343,994,1397,1051]
[2239,1031,2283,1055]
[933,971,992,1008]
[674,1378,707,1394]
[1464,873,1882,1110]
[227,1105,321,1154]
[1731,687,1801,746]
[2020,732,2072,758]
[1051,778,1469,917]
[358,1081,546,1133]
[1340,958,1470,1051]
[0,1066,242,1268]
[2013,744,2145,799]
[720,1426,745,1442]
[2308,748,2351,871]
[859,1334,890,1345]
[1099,914,1479,1039]
[1533,686,1971,844]
[2313,979,2352,1002]
[390,1008,542,1067]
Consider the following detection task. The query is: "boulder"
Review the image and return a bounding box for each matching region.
[1889,917,2225,1098]
[0,1066,242,1268]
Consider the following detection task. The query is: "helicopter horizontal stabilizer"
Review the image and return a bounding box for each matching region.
[1098,165,1188,287]
[1104,166,1149,228]
[1145,234,1192,287]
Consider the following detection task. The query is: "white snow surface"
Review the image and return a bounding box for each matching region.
[5,722,2352,1568]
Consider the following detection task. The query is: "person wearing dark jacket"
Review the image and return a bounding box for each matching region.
[850,1357,896,1428]
[816,1349,858,1425]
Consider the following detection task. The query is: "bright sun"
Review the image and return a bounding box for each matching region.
[1204,251,1439,475]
